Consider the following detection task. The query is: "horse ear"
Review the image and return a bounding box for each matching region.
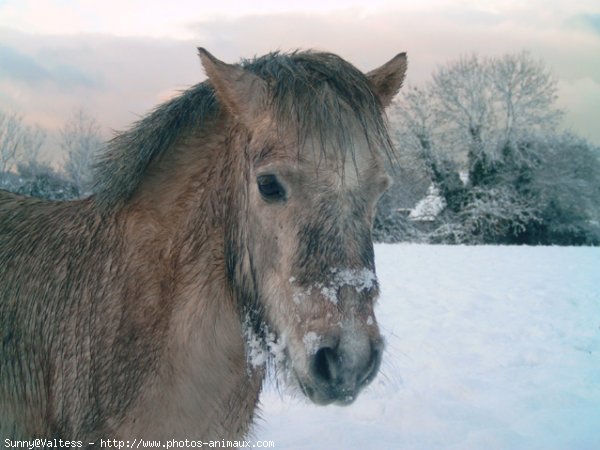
[198,48,268,125]
[366,52,407,108]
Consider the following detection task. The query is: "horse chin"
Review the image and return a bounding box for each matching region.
[294,372,361,407]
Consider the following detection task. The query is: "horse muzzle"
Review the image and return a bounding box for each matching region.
[298,332,383,406]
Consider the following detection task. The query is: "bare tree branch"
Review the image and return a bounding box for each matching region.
[60,108,104,195]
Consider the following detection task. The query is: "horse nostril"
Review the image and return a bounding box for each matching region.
[312,347,339,384]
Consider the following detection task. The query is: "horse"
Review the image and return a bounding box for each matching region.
[0,48,407,444]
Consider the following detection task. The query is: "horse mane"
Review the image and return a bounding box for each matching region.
[93,50,395,210]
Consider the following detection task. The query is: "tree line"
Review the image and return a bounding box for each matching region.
[375,51,600,246]
[0,109,101,200]
[2,51,599,245]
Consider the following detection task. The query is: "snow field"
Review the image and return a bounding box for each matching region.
[254,244,600,449]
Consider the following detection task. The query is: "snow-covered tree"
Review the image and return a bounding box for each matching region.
[60,109,104,195]
[0,109,46,174]
[427,52,561,171]
[16,160,79,200]
[0,108,84,200]
[388,52,598,245]
[0,110,22,173]
[489,52,561,150]
[526,134,600,244]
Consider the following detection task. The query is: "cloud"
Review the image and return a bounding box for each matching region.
[0,44,50,83]
[0,1,599,162]
[51,64,97,88]
[0,28,201,161]
[568,13,600,35]
[0,43,98,89]
[185,8,600,84]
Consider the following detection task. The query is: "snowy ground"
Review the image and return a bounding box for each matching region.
[254,244,600,449]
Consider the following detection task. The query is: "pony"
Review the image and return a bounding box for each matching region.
[0,48,407,443]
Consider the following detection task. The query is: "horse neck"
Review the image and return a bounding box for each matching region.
[120,112,246,328]
[112,118,263,438]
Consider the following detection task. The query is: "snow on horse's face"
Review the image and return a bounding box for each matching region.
[248,136,390,405]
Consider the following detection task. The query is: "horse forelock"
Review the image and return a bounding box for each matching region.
[91,50,395,211]
[244,51,396,173]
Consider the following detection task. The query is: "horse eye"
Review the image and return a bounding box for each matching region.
[257,174,286,202]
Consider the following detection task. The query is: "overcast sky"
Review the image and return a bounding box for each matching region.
[1,0,599,160]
